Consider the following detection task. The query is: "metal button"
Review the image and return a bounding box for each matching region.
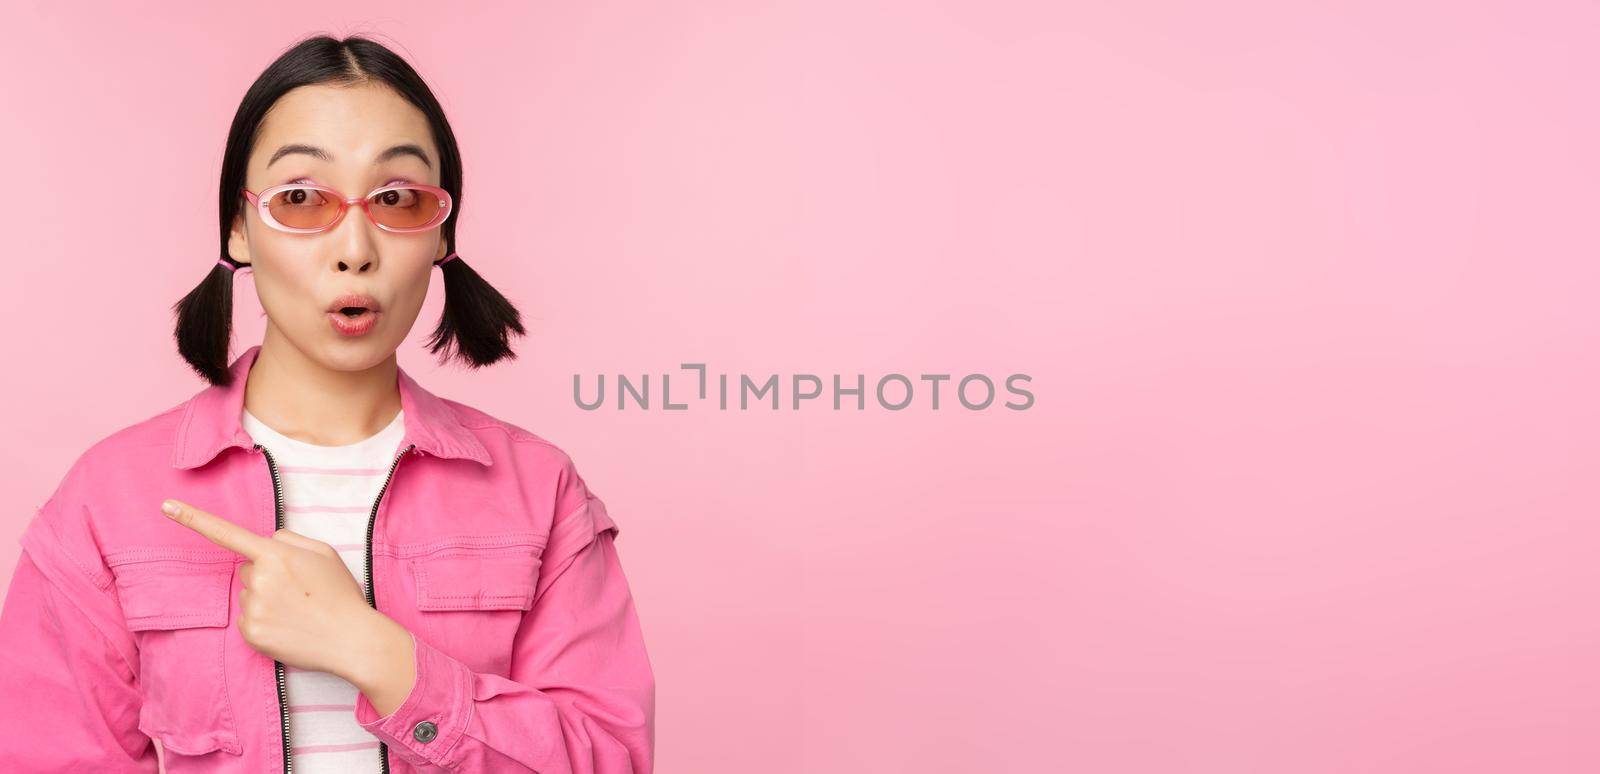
[413,720,438,743]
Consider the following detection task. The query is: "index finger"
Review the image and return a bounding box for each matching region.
[161,499,273,560]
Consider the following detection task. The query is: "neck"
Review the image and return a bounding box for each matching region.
[244,329,403,446]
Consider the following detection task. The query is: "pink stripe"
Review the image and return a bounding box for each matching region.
[331,543,365,552]
[292,741,381,754]
[289,703,356,713]
[278,464,387,476]
[285,504,370,514]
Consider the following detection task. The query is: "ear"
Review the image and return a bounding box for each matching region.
[227,211,253,267]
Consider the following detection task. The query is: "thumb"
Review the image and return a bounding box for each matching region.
[271,528,332,555]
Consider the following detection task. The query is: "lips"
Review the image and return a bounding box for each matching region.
[327,293,381,315]
[326,293,381,336]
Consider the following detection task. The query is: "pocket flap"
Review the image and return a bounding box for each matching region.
[106,551,235,631]
[140,709,238,757]
[414,549,539,611]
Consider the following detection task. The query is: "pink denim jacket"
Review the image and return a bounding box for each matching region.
[0,345,655,772]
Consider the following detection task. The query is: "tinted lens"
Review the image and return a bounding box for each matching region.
[368,186,447,229]
[265,186,342,230]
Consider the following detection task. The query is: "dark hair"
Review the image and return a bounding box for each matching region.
[172,34,525,386]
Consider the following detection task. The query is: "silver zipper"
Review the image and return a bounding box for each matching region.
[259,440,416,774]
[365,443,416,774]
[256,444,293,774]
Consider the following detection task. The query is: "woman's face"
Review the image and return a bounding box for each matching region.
[228,82,449,372]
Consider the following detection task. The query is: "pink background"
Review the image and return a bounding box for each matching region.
[2,1,1596,771]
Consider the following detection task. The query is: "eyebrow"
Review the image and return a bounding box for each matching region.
[266,142,434,169]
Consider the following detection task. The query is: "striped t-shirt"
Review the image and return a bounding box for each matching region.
[241,406,407,772]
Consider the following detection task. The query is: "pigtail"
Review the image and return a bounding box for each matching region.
[426,252,526,368]
[172,257,244,387]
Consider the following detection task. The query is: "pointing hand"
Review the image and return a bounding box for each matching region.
[160,498,380,678]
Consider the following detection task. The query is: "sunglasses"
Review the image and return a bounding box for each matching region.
[241,182,453,234]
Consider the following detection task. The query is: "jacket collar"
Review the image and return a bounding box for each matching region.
[171,344,492,470]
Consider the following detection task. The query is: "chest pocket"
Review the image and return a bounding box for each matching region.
[404,534,546,676]
[106,549,243,758]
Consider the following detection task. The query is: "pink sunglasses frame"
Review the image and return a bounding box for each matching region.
[240,182,454,234]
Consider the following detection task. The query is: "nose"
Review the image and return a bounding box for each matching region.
[331,197,380,272]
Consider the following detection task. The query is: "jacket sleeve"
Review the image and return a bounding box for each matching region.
[354,461,655,773]
[0,484,158,772]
